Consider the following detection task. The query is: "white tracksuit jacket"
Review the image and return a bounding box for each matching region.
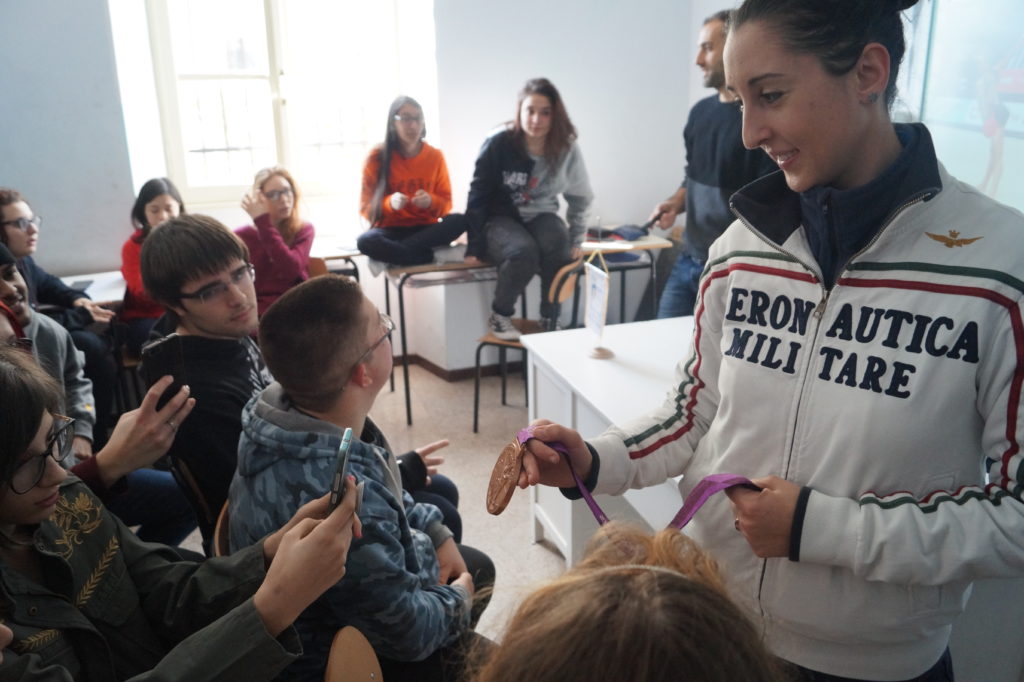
[590,139,1024,679]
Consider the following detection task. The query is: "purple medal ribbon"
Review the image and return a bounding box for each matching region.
[517,426,758,530]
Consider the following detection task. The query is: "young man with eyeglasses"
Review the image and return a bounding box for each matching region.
[140,214,270,552]
[228,274,492,682]
[142,214,464,554]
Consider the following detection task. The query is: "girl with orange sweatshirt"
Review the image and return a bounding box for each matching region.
[357,96,465,268]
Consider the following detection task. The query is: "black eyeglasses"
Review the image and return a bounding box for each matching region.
[354,312,395,367]
[393,114,423,124]
[9,415,75,494]
[179,264,255,305]
[263,188,293,201]
[1,216,41,232]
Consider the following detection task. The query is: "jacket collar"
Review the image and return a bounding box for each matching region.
[729,123,943,251]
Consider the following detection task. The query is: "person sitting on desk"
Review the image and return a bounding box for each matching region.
[236,167,315,316]
[357,95,467,273]
[464,78,594,340]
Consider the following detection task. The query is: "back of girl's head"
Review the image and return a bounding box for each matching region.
[471,523,789,682]
[131,177,185,232]
[512,77,577,162]
[0,345,61,487]
[732,0,920,108]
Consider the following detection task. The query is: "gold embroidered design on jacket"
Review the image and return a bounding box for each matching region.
[925,230,983,248]
[77,536,120,607]
[52,492,103,559]
[12,627,59,653]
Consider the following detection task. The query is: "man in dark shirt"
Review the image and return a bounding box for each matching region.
[650,10,777,318]
[140,215,269,552]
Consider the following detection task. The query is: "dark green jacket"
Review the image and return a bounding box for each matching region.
[0,478,301,680]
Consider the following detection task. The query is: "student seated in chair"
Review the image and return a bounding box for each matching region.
[0,344,362,681]
[1,244,197,547]
[140,216,464,553]
[229,274,493,682]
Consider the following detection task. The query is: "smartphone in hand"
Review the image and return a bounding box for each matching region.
[328,427,354,513]
[140,333,186,410]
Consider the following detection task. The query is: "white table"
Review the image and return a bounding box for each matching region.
[60,270,126,303]
[521,317,693,565]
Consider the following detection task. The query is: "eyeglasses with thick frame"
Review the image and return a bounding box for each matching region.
[9,415,75,494]
[263,187,293,202]
[178,263,255,305]
[0,216,42,232]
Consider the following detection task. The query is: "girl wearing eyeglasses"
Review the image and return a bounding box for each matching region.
[0,187,116,452]
[357,95,466,272]
[0,345,362,680]
[237,167,315,315]
[121,177,186,355]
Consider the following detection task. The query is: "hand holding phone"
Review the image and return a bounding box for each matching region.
[328,427,354,512]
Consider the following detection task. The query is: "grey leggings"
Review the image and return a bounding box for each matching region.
[484,212,571,318]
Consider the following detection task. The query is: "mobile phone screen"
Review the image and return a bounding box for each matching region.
[328,427,354,512]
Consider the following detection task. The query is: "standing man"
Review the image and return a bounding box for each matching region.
[651,10,776,318]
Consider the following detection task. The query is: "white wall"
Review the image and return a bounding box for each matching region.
[2,0,732,276]
[434,0,734,226]
[0,0,134,276]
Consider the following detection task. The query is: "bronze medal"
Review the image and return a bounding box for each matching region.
[486,440,524,515]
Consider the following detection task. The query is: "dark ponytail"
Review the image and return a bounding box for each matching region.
[732,0,921,108]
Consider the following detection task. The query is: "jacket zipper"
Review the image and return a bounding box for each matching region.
[729,190,934,612]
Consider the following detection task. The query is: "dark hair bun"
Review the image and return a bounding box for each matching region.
[892,0,919,10]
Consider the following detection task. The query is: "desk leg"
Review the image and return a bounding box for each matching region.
[384,277,395,393]
[398,274,413,425]
[619,269,627,323]
[648,251,658,319]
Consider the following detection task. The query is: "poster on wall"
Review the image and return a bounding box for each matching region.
[918,0,1022,210]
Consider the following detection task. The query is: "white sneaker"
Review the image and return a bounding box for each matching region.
[367,259,387,277]
[488,313,520,341]
[433,243,466,264]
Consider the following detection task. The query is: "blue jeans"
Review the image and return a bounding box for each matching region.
[105,468,198,546]
[411,473,462,543]
[657,251,704,318]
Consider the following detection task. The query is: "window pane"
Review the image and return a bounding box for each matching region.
[178,78,277,186]
[167,0,268,75]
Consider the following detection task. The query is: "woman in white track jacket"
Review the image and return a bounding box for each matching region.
[516,1,1024,680]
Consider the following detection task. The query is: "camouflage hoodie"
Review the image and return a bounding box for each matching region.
[228,383,469,676]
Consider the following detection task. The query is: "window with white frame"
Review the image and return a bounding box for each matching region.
[145,0,439,234]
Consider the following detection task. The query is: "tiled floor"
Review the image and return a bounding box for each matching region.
[181,363,566,642]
